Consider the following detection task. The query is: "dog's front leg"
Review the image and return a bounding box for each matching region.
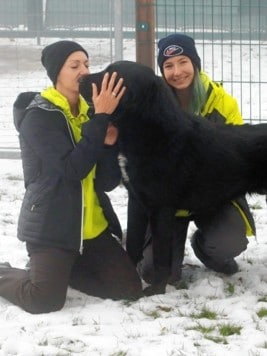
[143,206,176,296]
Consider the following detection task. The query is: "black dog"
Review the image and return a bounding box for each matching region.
[80,60,267,295]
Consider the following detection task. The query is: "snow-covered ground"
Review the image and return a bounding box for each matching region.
[0,160,267,356]
[0,37,267,356]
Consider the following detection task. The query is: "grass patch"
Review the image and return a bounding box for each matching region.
[191,324,214,334]
[258,296,267,303]
[257,308,267,318]
[174,280,189,290]
[218,323,242,336]
[191,307,217,320]
[226,282,235,295]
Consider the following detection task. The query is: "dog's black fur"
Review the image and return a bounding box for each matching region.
[80,61,267,294]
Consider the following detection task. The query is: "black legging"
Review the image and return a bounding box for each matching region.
[0,230,143,314]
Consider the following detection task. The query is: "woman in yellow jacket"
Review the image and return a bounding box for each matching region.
[0,40,143,314]
[126,33,255,284]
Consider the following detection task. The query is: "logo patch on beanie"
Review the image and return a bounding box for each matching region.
[163,45,184,58]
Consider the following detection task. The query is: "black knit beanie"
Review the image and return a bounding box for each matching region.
[41,40,88,84]
[157,33,201,73]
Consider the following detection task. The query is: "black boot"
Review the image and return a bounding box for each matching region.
[191,231,238,275]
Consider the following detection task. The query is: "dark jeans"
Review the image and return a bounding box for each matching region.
[0,230,143,314]
[137,203,248,284]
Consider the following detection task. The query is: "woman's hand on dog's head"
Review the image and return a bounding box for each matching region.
[92,72,126,114]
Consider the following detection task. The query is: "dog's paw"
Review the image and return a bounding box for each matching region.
[143,284,166,296]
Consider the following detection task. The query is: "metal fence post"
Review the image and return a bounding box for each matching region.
[114,0,123,61]
[27,0,43,44]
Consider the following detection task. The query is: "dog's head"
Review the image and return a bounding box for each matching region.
[79,60,160,119]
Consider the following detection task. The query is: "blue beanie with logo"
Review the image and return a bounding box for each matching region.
[157,33,201,73]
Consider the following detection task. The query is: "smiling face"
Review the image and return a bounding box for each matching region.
[162,55,195,91]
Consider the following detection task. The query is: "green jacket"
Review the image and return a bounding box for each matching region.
[200,71,243,125]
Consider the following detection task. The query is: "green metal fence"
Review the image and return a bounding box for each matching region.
[155,0,267,123]
[0,0,266,149]
[156,0,267,40]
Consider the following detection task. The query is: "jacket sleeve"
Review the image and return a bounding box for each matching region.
[220,92,244,125]
[19,109,112,181]
[201,74,244,126]
[94,143,121,192]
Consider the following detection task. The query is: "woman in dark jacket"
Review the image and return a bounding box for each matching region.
[126,34,255,286]
[0,40,142,314]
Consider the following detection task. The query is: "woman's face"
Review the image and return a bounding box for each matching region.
[162,55,195,91]
[56,51,89,95]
